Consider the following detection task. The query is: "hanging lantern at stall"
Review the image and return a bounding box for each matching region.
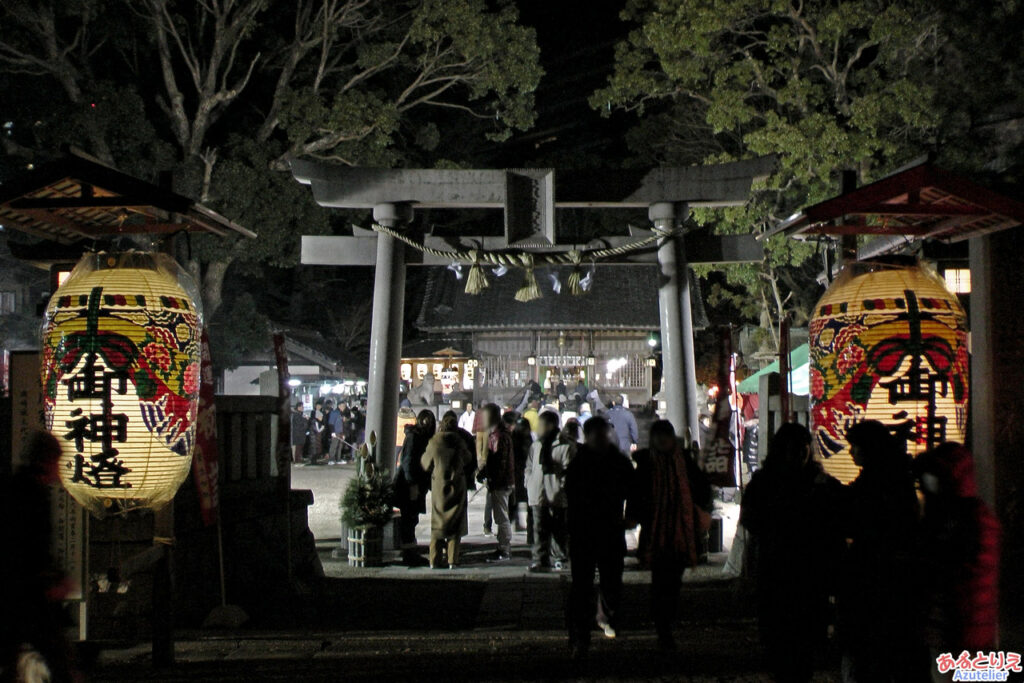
[41,252,203,517]
[809,260,969,484]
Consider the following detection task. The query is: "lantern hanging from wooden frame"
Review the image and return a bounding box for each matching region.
[41,251,203,517]
[809,260,969,484]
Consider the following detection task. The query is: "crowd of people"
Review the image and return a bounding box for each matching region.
[0,402,1002,680]
[395,399,1000,678]
[290,398,366,466]
[393,399,715,661]
[740,421,999,682]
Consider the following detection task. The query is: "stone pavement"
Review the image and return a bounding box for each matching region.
[86,464,845,681]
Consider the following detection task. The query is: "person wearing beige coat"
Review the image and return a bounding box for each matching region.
[420,415,474,569]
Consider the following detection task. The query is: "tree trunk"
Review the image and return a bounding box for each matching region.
[201,260,230,322]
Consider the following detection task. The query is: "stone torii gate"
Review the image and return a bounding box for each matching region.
[291,159,773,468]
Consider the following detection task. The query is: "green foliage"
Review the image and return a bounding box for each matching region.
[206,292,270,371]
[593,0,978,338]
[340,470,395,529]
[0,0,542,367]
[274,0,542,159]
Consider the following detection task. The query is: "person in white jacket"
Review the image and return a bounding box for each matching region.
[525,412,577,571]
[457,402,476,434]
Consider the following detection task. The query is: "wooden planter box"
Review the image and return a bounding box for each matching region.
[347,525,384,567]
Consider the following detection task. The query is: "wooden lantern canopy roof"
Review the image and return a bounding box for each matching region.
[0,149,256,244]
[761,160,1024,243]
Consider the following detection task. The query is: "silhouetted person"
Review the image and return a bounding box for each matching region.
[290,402,307,464]
[840,420,923,683]
[306,399,326,463]
[511,416,533,534]
[480,403,515,561]
[914,443,999,679]
[441,409,477,491]
[420,413,474,569]
[1,431,75,682]
[607,395,639,454]
[394,409,435,566]
[740,423,844,682]
[627,420,712,652]
[565,416,633,660]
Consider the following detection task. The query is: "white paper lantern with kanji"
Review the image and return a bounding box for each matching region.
[809,261,969,484]
[41,252,202,517]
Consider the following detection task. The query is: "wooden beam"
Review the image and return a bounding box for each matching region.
[9,196,160,209]
[108,222,196,234]
[804,223,938,236]
[16,208,93,240]
[801,164,931,224]
[850,203,986,217]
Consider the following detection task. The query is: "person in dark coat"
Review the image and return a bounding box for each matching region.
[306,400,326,463]
[420,413,474,569]
[442,409,478,491]
[914,443,1000,677]
[565,416,634,659]
[627,420,713,651]
[0,431,76,682]
[290,402,307,464]
[606,396,639,454]
[480,403,516,560]
[511,416,533,534]
[840,420,923,683]
[740,422,844,682]
[394,409,435,566]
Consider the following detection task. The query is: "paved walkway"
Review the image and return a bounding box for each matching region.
[86,464,844,681]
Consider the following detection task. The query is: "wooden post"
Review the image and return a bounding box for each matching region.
[272,333,293,585]
[839,170,859,264]
[151,505,174,667]
[778,317,792,424]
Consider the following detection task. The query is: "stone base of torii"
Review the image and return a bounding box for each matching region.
[291,159,774,470]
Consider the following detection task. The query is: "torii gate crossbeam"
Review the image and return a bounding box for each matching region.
[291,158,773,468]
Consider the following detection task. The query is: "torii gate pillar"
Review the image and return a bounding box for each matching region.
[366,203,412,469]
[650,202,701,445]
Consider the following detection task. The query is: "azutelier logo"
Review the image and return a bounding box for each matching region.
[936,652,1021,681]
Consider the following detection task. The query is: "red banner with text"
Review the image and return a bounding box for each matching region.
[192,328,219,526]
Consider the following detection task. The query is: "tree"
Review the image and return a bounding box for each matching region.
[593,0,961,345]
[0,0,542,327]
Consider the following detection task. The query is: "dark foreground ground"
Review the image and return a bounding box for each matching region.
[87,465,841,681]
[89,552,842,682]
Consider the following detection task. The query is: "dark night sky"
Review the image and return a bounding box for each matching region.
[499,0,633,167]
[263,1,645,346]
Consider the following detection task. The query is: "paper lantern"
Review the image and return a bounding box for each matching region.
[809,261,969,484]
[41,252,202,516]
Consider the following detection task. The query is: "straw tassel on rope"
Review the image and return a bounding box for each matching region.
[566,249,585,296]
[464,249,489,295]
[514,253,541,302]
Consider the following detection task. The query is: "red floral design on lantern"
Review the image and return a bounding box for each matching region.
[183,361,200,396]
[834,324,866,354]
[143,342,172,373]
[147,325,177,350]
[837,344,866,375]
[810,368,826,399]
